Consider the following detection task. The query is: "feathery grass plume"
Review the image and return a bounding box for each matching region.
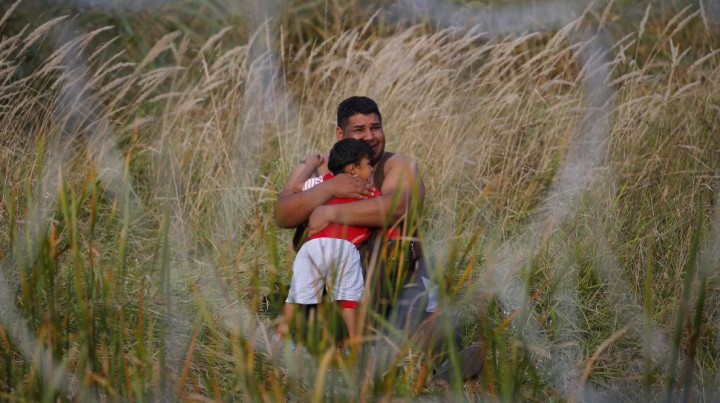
[18,16,69,56]
[639,3,651,39]
[0,0,21,29]
[1,0,720,401]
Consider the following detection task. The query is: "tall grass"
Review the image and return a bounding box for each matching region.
[1,0,719,400]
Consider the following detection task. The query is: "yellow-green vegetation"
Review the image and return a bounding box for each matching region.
[1,0,719,401]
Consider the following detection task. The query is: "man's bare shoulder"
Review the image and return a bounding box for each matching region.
[383,152,419,173]
[376,151,423,194]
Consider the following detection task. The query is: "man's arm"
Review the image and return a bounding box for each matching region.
[307,154,425,235]
[275,154,374,229]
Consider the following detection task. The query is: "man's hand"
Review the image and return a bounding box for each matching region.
[329,174,373,199]
[308,205,333,236]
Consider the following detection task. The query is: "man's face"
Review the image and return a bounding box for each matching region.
[337,113,385,164]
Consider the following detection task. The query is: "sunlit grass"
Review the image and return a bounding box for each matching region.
[1,0,719,401]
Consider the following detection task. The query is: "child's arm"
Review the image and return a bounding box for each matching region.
[291,154,325,193]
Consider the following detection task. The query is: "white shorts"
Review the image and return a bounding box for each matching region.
[286,238,364,304]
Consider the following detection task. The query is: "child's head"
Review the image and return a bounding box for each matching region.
[328,138,374,180]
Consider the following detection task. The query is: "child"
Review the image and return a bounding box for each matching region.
[278,138,378,343]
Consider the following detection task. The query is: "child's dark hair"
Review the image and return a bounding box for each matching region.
[337,96,382,130]
[328,138,374,175]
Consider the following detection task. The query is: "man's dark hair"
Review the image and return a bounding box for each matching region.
[328,138,374,175]
[337,96,382,130]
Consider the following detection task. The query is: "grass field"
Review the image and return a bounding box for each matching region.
[1,0,720,401]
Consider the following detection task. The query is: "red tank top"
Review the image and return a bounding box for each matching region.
[309,173,380,245]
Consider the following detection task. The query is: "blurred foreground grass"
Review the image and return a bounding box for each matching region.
[1,0,720,401]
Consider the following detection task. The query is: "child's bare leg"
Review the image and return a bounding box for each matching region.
[340,307,358,341]
[339,305,362,360]
[335,297,361,347]
[277,303,297,339]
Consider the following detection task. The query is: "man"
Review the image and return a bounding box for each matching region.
[275,96,481,382]
[276,97,420,234]
[275,96,434,331]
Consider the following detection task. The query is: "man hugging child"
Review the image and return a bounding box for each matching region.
[277,138,377,343]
